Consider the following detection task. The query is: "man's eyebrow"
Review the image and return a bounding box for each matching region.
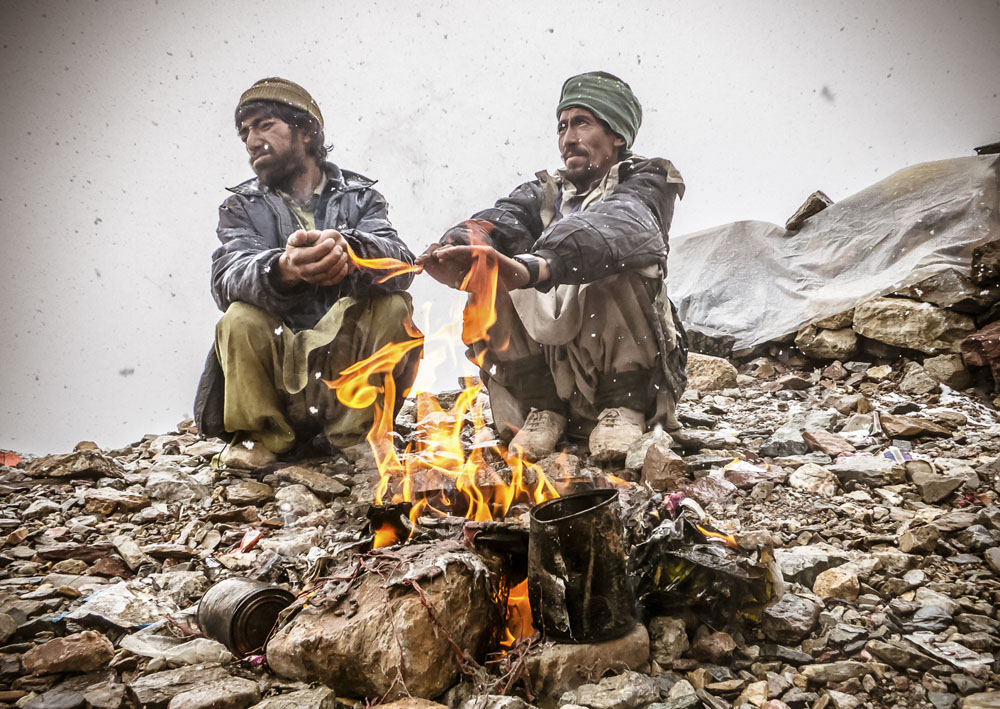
[238,115,267,132]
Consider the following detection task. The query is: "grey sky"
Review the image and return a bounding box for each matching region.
[1,0,998,454]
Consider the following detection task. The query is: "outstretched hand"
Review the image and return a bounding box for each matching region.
[415,243,472,290]
[415,244,543,291]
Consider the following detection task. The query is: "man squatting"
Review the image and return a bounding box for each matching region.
[196,72,687,466]
[194,77,421,467]
[418,71,688,463]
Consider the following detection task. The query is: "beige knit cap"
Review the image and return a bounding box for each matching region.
[236,77,324,129]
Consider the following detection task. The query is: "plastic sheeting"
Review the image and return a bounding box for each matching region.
[668,155,1000,350]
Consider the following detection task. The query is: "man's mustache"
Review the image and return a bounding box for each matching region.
[250,143,273,161]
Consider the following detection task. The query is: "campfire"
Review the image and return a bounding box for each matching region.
[332,242,566,646]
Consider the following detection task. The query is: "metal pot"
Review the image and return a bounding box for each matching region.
[527,488,635,643]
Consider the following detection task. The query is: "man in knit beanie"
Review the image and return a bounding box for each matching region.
[418,71,687,465]
[194,77,421,467]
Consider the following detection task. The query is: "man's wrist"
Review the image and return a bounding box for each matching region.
[512,254,544,288]
[273,252,302,290]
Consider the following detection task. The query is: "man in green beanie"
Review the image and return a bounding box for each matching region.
[194,77,421,468]
[418,71,687,464]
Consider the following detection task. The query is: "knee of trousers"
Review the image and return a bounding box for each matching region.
[369,293,415,336]
[217,302,281,340]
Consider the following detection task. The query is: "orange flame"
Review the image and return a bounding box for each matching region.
[459,246,500,350]
[696,524,739,549]
[332,225,566,647]
[373,523,401,549]
[501,578,534,647]
[345,244,423,284]
[327,231,560,536]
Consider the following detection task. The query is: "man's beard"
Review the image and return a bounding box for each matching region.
[255,153,307,192]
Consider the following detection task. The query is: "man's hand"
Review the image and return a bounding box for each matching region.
[276,229,355,288]
[416,244,549,291]
[415,243,472,290]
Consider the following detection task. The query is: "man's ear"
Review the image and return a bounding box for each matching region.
[613,135,626,150]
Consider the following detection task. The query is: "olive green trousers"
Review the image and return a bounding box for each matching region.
[214,294,420,453]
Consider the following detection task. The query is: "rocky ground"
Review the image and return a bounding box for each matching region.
[2,347,1000,709]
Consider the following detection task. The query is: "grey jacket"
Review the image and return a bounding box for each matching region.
[194,161,415,437]
[212,162,415,331]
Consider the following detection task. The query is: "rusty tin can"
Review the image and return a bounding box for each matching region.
[527,488,635,643]
[197,577,294,656]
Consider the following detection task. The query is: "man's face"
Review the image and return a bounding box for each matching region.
[238,109,311,189]
[557,107,626,190]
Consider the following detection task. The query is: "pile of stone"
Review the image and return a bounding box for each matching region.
[2,346,1000,708]
[726,240,1000,405]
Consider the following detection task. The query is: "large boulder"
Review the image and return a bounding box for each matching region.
[827,456,905,487]
[26,449,124,479]
[788,463,839,497]
[525,623,650,702]
[922,354,972,389]
[685,353,738,391]
[794,326,858,360]
[896,268,1000,313]
[853,297,975,354]
[899,362,941,395]
[266,543,499,699]
[761,593,821,643]
[961,321,1000,383]
[759,409,839,458]
[145,468,210,502]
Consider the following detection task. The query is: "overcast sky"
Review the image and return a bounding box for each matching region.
[1,0,998,455]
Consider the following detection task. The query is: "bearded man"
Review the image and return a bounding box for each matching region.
[195,77,420,467]
[418,71,686,463]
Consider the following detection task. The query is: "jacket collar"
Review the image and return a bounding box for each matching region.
[227,161,376,197]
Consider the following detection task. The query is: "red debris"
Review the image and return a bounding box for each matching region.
[0,451,22,467]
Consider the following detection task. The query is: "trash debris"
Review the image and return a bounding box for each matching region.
[197,577,294,656]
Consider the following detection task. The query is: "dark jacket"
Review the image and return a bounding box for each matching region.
[194,161,415,437]
[442,155,689,400]
[442,156,685,287]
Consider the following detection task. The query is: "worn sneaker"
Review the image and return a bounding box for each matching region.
[589,407,646,463]
[509,409,567,462]
[218,435,278,470]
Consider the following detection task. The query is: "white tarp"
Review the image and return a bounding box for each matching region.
[668,155,1000,349]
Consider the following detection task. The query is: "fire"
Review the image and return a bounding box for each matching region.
[501,578,534,648]
[696,524,740,549]
[329,225,565,647]
[345,244,424,284]
[373,523,400,549]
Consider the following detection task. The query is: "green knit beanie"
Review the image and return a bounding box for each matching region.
[556,71,642,149]
[236,77,324,130]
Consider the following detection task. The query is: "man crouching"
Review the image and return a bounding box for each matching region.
[418,71,686,463]
[195,77,421,467]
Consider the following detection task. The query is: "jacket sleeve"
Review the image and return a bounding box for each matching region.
[339,188,417,295]
[533,158,683,286]
[439,181,545,257]
[211,194,306,317]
